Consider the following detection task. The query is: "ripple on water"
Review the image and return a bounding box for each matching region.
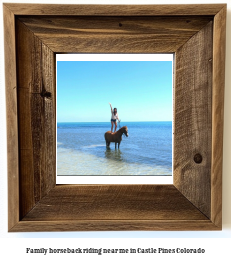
[57,122,172,176]
[57,147,172,176]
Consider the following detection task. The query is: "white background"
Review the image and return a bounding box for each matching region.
[0,0,231,260]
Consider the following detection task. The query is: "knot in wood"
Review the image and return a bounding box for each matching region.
[40,90,52,99]
[194,153,202,164]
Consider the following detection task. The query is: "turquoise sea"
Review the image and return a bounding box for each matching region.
[57,121,172,176]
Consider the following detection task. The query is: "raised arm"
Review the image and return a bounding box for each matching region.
[109,102,113,113]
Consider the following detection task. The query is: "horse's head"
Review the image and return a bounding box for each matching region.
[121,126,129,137]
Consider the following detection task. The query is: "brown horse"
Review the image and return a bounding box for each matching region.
[104,126,129,149]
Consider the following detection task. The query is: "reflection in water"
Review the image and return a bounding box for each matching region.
[105,148,123,162]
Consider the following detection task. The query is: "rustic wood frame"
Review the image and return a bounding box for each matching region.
[4,4,226,232]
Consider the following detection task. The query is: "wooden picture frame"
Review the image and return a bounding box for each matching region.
[4,3,226,231]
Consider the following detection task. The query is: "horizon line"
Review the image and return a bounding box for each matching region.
[57,120,172,123]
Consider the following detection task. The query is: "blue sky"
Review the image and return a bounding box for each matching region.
[57,59,172,122]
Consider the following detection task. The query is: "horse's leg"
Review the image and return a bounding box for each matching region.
[115,142,117,149]
[118,142,120,149]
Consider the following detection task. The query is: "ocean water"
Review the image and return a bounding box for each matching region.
[57,122,172,176]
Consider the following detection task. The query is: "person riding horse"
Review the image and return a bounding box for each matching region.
[104,126,129,149]
[109,102,120,133]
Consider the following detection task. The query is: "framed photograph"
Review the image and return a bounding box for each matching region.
[4,3,226,231]
[56,53,173,185]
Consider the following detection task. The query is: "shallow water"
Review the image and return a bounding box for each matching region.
[57,122,172,176]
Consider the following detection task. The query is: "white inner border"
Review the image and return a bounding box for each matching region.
[56,54,173,184]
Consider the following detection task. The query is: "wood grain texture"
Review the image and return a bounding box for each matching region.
[211,5,226,228]
[18,16,213,53]
[22,185,207,221]
[3,4,19,231]
[3,3,225,16]
[18,16,213,35]
[11,220,219,232]
[16,19,56,219]
[14,185,218,231]
[40,44,56,198]
[174,22,213,218]
[35,34,194,53]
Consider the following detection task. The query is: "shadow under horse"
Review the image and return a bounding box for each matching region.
[104,126,129,149]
